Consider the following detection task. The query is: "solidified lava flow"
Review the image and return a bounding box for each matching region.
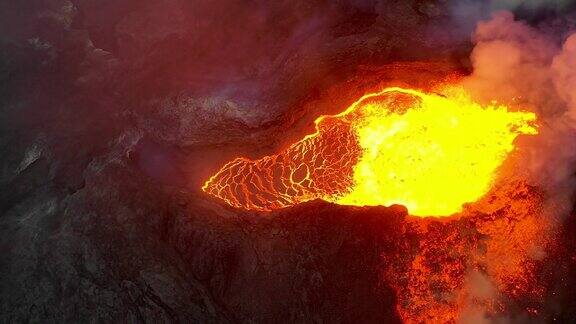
[202,87,538,216]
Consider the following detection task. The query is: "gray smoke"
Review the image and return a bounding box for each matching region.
[449,0,575,37]
[456,9,576,324]
[461,11,576,212]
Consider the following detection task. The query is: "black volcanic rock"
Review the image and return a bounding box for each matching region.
[171,200,408,323]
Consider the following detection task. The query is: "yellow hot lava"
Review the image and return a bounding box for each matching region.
[202,86,538,217]
[334,87,538,215]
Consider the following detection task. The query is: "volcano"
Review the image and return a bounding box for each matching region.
[2,1,576,323]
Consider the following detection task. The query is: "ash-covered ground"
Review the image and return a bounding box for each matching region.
[1,0,576,323]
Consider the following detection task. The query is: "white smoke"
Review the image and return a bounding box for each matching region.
[552,34,576,122]
[461,11,576,211]
[455,10,576,323]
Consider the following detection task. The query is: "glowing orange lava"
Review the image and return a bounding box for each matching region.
[202,87,537,217]
[385,179,550,323]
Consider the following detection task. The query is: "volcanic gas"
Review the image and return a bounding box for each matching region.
[202,86,537,216]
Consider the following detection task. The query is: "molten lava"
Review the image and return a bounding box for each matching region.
[203,87,537,216]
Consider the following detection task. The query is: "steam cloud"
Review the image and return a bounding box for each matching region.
[456,9,576,323]
[462,11,576,216]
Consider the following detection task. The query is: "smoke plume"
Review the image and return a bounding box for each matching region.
[461,11,576,216]
[455,9,576,323]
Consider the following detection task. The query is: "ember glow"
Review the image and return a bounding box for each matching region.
[202,86,537,216]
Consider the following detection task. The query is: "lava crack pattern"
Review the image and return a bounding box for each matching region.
[202,118,362,211]
[203,87,537,217]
